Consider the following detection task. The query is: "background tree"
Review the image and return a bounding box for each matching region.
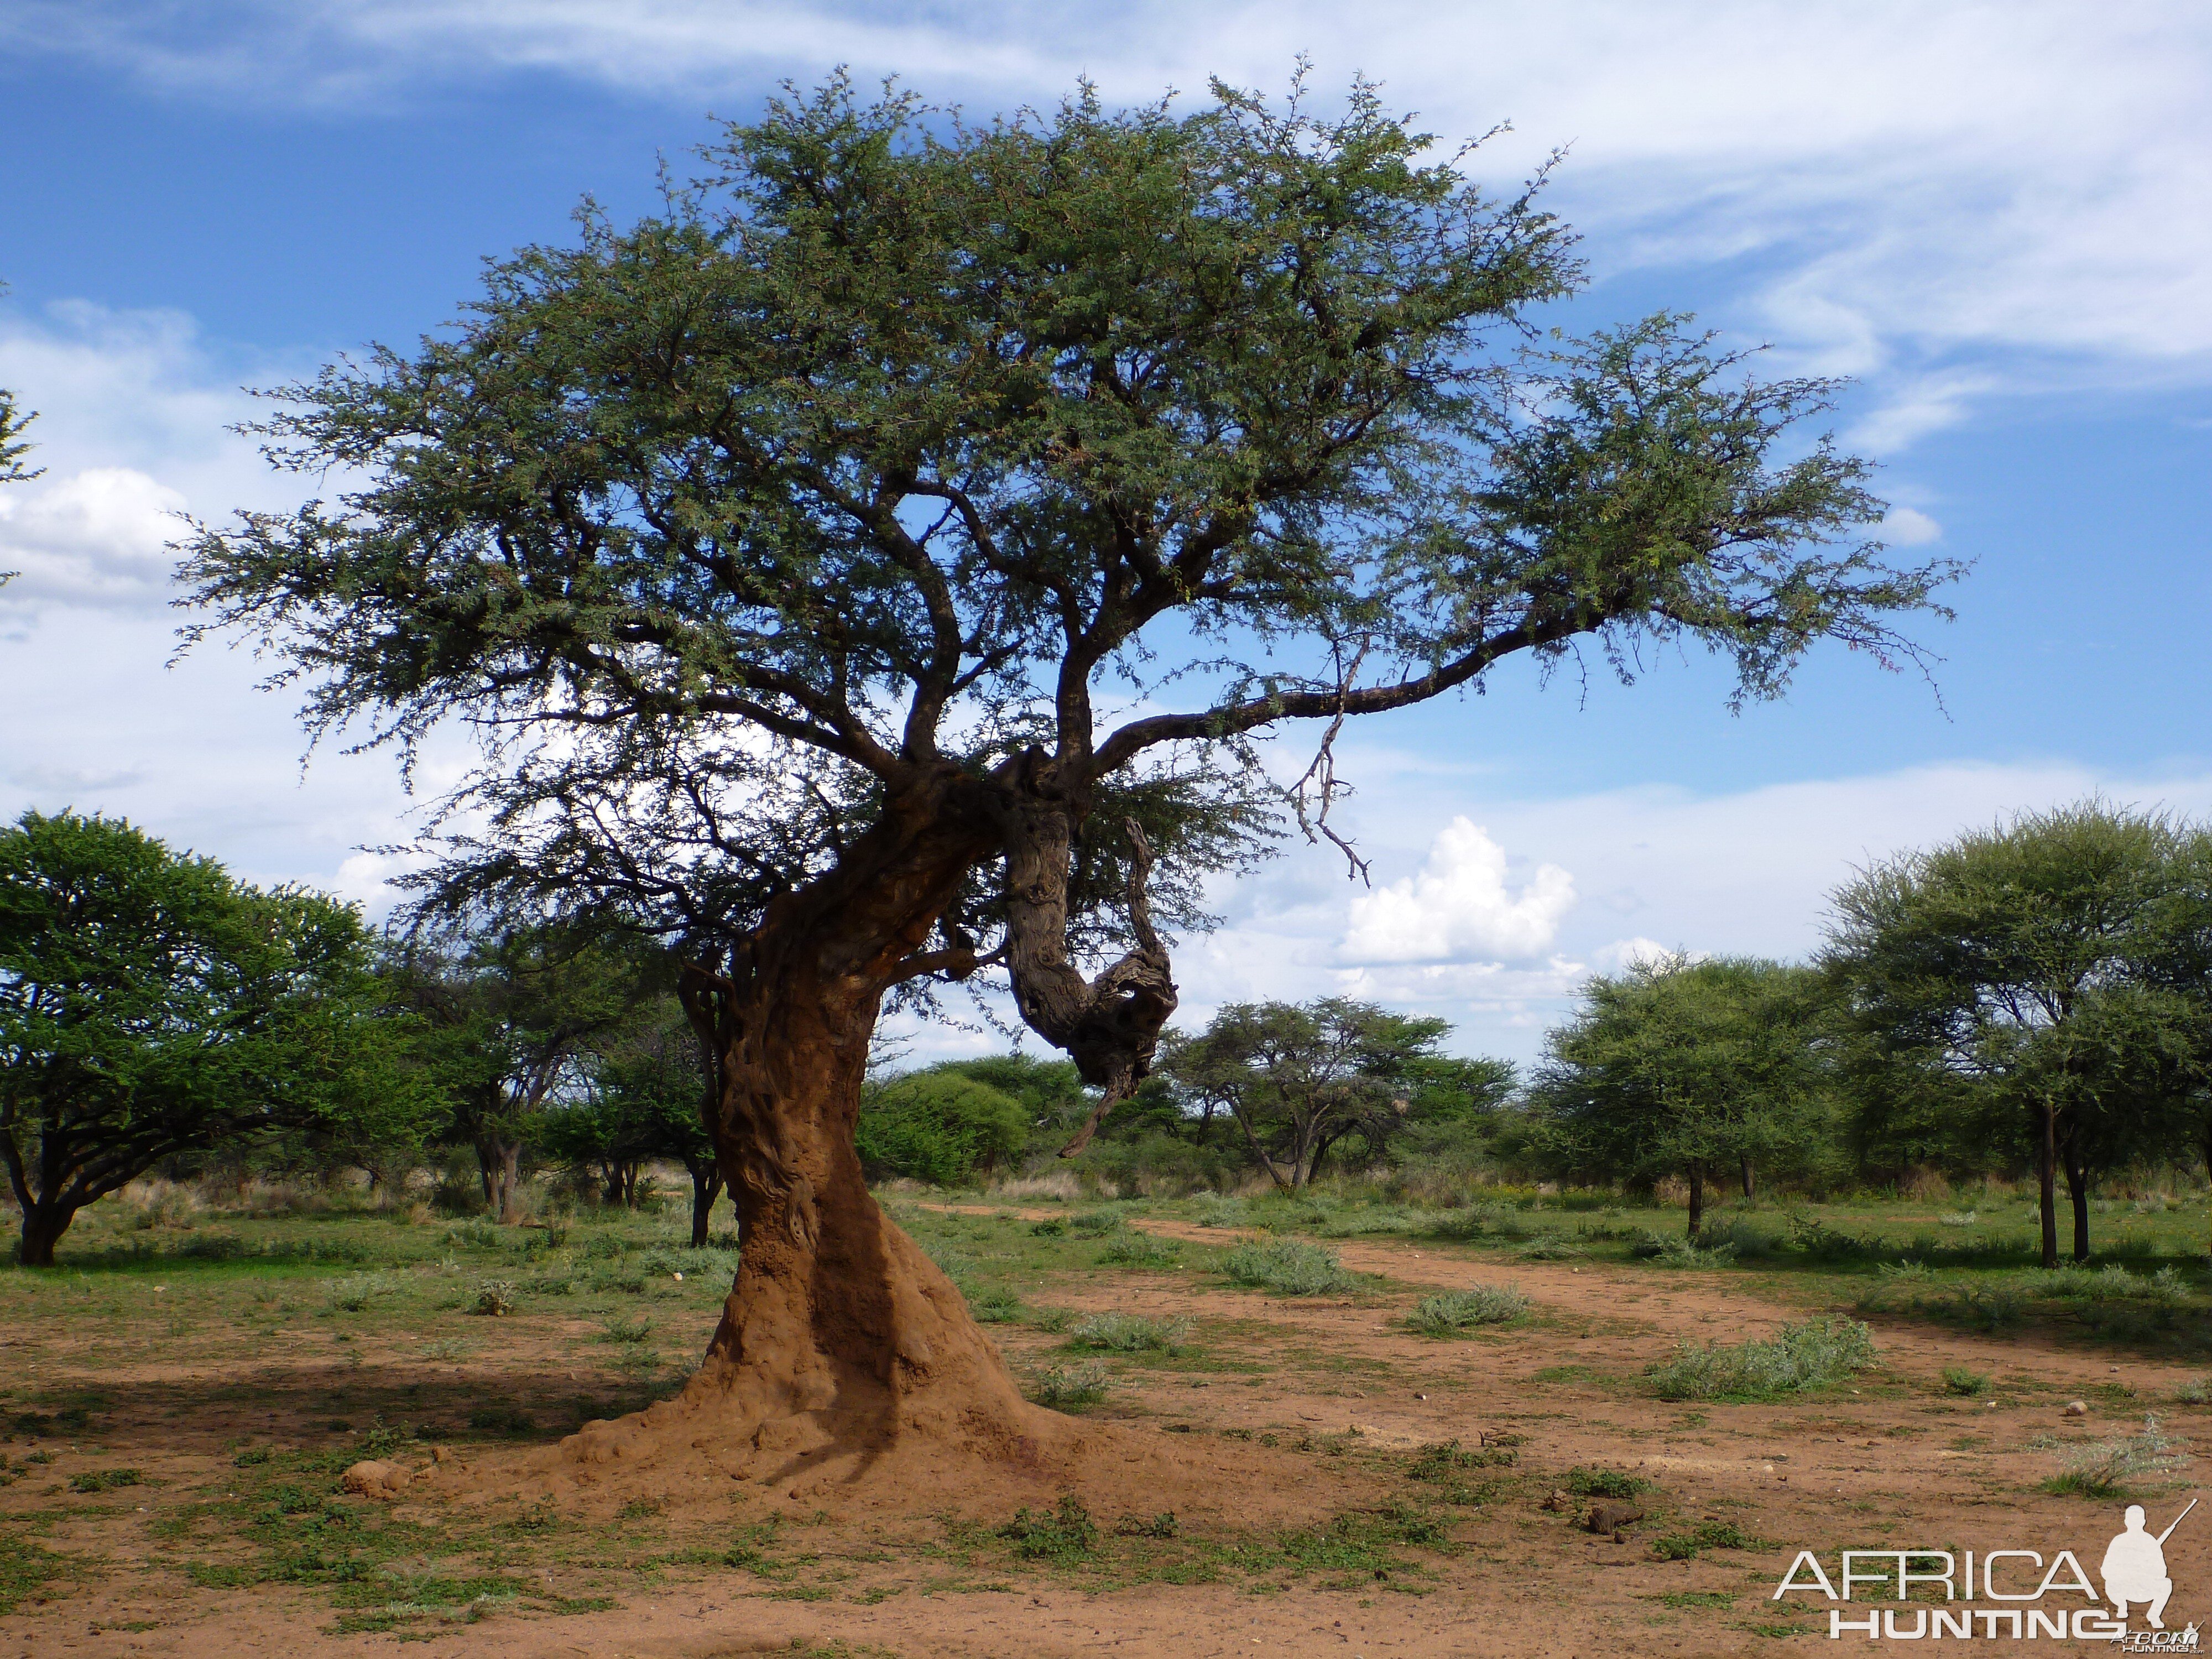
[180,75,1954,1462]
[0,810,433,1264]
[1823,801,2187,1267]
[544,998,728,1243]
[1527,956,1830,1236]
[388,922,642,1224]
[1165,999,1458,1189]
[855,1067,1031,1187]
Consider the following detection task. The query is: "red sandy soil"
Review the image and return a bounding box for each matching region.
[5,1213,2202,1657]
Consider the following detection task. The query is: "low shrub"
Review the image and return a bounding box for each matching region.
[1194,1196,1249,1229]
[969,1287,1024,1323]
[1220,1237,1359,1296]
[1648,1315,1877,1402]
[1515,1235,1583,1261]
[66,1468,145,1494]
[1942,1365,1989,1397]
[472,1280,519,1317]
[1001,1491,1097,1559]
[1113,1511,1180,1538]
[1067,1313,1192,1354]
[1405,1284,1529,1336]
[1067,1210,1126,1237]
[1652,1520,1760,1560]
[1030,1361,1112,1410]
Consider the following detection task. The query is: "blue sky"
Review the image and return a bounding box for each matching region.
[2,2,2209,1063]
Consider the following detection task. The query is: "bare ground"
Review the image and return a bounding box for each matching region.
[3,1212,2202,1658]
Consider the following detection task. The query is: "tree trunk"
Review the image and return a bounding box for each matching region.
[1739,1154,1755,1202]
[2064,1149,2091,1264]
[1687,1161,1705,1239]
[578,789,1057,1479]
[489,1139,525,1224]
[2037,1098,2060,1271]
[690,1164,724,1248]
[477,1143,498,1209]
[17,1199,75,1267]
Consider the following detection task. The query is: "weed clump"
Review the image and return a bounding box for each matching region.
[66,1468,146,1494]
[1220,1237,1359,1296]
[1098,1232,1182,1268]
[472,1280,518,1317]
[1942,1365,1989,1396]
[2046,1414,2190,1498]
[1001,1491,1097,1559]
[1648,1315,1876,1401]
[1405,1284,1528,1335]
[1653,1520,1760,1559]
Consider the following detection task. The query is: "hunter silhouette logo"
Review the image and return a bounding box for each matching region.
[2105,1500,2193,1629]
[1772,1499,2201,1642]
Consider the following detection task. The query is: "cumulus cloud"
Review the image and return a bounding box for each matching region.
[0,467,187,609]
[1340,817,1576,964]
[1877,506,1943,547]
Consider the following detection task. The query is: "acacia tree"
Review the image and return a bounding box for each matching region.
[180,77,1952,1465]
[1824,802,2188,1267]
[1165,998,1455,1188]
[1527,956,1829,1236]
[546,1000,728,1242]
[0,810,430,1264]
[388,922,643,1223]
[1,314,38,593]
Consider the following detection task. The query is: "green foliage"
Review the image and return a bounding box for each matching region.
[1526,955,1837,1234]
[66,1468,146,1493]
[0,809,439,1263]
[1220,1236,1360,1296]
[1647,1315,1877,1401]
[1825,802,2207,1264]
[1941,1365,1990,1396]
[1565,1467,1650,1498]
[855,1069,1030,1186]
[1405,1284,1529,1334]
[1000,1492,1097,1561]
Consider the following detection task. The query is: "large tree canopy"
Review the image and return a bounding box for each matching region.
[178,75,1957,1469]
[0,810,431,1265]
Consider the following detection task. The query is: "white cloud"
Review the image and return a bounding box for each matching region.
[0,468,186,609]
[1342,817,1575,964]
[1878,506,1943,547]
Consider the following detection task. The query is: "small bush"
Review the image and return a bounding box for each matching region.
[1220,1237,1359,1296]
[473,1280,519,1317]
[1409,1441,1515,1480]
[2173,1377,2212,1405]
[1194,1196,1250,1229]
[1631,1230,1739,1268]
[1405,1284,1530,1335]
[1030,1361,1112,1410]
[599,1314,654,1344]
[1566,1466,1650,1498]
[2046,1414,2190,1498]
[1098,1232,1181,1268]
[1000,1491,1097,1559]
[467,1404,536,1435]
[1067,1313,1191,1354]
[1942,1365,1989,1397]
[1939,1211,1980,1227]
[1648,1315,1877,1401]
[1068,1209,1126,1237]
[1029,1217,1067,1237]
[324,1274,387,1313]
[969,1287,1024,1323]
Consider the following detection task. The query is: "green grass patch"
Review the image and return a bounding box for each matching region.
[1647,1316,1876,1402]
[1066,1313,1192,1354]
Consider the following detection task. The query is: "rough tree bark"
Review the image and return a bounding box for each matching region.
[1687,1161,1707,1239]
[1739,1154,1756,1203]
[2037,1097,2061,1271]
[687,1162,724,1248]
[2063,1143,2092,1265]
[17,1199,74,1267]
